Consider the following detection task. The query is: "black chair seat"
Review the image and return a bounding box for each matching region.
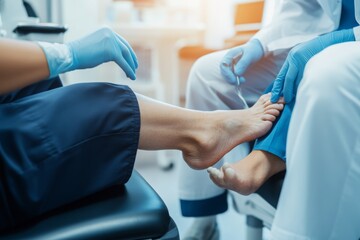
[1,170,179,240]
[256,171,286,208]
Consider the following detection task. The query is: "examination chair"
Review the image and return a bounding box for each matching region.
[0,1,179,239]
[0,170,179,240]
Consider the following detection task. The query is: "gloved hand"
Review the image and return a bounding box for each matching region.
[271,28,355,103]
[39,27,138,80]
[220,39,264,84]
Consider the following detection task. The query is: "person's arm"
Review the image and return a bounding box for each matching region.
[253,0,337,54]
[219,0,332,85]
[0,27,138,95]
[271,27,358,103]
[0,39,50,94]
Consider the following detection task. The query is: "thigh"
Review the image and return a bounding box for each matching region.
[0,77,62,104]
[0,82,140,230]
[185,49,288,111]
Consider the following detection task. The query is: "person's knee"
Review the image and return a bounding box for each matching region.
[299,44,355,103]
[186,51,224,91]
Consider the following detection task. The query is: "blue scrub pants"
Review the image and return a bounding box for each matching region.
[0,78,140,231]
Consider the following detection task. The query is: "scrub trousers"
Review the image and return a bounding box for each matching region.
[271,42,360,239]
[179,49,289,216]
[0,78,140,231]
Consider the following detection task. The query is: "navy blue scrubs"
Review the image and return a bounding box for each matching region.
[0,78,140,230]
[254,0,358,160]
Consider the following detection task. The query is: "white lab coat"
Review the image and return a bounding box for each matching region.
[254,0,360,53]
[180,1,360,239]
[271,41,360,240]
[268,1,360,239]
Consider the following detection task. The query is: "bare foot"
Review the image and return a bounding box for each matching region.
[182,93,284,169]
[207,150,286,195]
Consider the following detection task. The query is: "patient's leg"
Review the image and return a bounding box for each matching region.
[208,101,293,194]
[137,93,284,170]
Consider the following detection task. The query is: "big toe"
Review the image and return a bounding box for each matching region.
[208,167,225,187]
[222,164,237,181]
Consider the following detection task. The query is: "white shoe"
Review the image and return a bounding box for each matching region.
[183,217,220,240]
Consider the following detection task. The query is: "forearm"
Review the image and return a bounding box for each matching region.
[254,0,336,54]
[0,39,50,94]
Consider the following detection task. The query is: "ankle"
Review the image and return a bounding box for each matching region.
[251,150,286,180]
[180,113,215,152]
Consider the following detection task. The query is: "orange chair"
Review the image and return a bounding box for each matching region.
[179,0,265,61]
[226,0,265,47]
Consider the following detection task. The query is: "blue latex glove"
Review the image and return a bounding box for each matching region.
[220,39,264,84]
[271,28,355,103]
[39,27,138,80]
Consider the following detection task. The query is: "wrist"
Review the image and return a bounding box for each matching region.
[38,42,74,79]
[341,28,356,41]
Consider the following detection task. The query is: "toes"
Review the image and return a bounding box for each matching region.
[207,167,219,177]
[223,165,236,181]
[262,114,276,122]
[276,96,285,104]
[265,108,280,117]
[259,93,271,104]
[208,167,225,186]
[265,103,284,111]
[208,164,238,190]
[263,99,273,108]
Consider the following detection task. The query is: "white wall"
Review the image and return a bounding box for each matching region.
[203,0,234,48]
[26,0,276,84]
[25,0,48,21]
[204,0,276,48]
[61,0,106,84]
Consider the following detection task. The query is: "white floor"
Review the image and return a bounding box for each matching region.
[134,150,270,240]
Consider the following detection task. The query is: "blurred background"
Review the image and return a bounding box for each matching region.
[25,0,275,106]
[15,0,276,238]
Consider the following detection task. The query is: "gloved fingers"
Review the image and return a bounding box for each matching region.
[221,48,239,66]
[234,52,252,77]
[115,58,136,80]
[207,167,226,186]
[220,48,242,84]
[239,76,246,83]
[116,34,138,69]
[283,62,298,103]
[220,64,237,84]
[270,61,289,103]
[114,38,137,73]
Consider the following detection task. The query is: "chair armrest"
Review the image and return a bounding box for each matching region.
[13,22,67,43]
[13,22,67,34]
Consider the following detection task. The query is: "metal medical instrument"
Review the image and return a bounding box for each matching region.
[232,52,249,108]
